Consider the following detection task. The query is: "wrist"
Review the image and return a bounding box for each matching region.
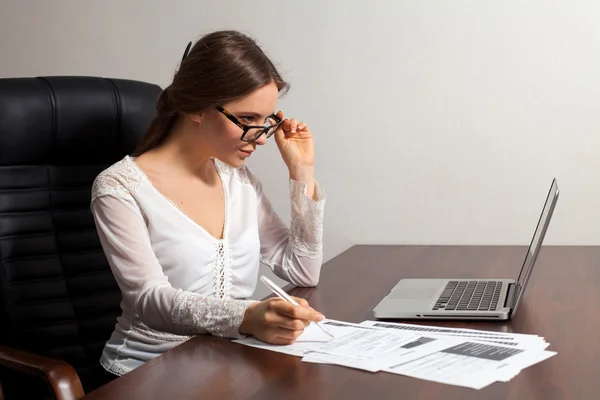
[238,302,257,335]
[289,165,316,200]
[288,165,314,183]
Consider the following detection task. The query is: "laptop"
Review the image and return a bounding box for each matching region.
[373,178,559,321]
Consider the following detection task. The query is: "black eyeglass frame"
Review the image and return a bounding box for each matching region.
[216,106,283,142]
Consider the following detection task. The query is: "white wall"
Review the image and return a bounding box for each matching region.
[2,1,599,299]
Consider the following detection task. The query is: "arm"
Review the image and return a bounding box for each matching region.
[91,192,255,338]
[250,169,326,287]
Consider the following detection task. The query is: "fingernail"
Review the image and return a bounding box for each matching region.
[316,313,325,321]
[291,129,295,133]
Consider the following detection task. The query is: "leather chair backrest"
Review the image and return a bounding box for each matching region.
[0,76,161,396]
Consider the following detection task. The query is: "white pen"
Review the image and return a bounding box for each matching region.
[260,275,335,338]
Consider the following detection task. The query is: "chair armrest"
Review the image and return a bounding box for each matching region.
[0,345,84,400]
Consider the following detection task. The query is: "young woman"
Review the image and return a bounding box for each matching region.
[91,30,327,376]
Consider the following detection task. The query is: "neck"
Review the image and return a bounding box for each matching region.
[150,117,218,184]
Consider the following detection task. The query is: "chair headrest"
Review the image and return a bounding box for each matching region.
[0,76,161,166]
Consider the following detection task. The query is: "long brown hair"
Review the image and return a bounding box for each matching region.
[133,30,290,156]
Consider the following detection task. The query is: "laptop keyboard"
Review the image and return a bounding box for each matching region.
[432,281,503,311]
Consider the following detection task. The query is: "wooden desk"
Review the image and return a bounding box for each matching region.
[82,245,600,399]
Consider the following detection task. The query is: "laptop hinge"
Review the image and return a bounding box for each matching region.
[504,283,517,309]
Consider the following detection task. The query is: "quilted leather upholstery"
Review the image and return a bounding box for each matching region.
[0,76,161,398]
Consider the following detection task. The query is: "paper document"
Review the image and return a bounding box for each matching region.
[233,318,556,389]
[360,320,549,349]
[301,332,463,372]
[385,340,556,390]
[233,319,374,357]
[295,321,336,342]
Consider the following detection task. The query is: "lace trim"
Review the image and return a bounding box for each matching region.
[171,291,256,338]
[213,157,233,181]
[132,320,192,342]
[211,158,233,299]
[91,156,145,203]
[214,241,230,299]
[239,165,326,260]
[100,354,131,377]
[227,242,234,295]
[236,166,252,185]
[289,180,326,259]
[213,157,253,185]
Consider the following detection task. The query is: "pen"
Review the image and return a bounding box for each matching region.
[260,275,335,338]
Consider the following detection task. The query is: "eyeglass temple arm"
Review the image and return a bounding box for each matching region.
[217,107,247,130]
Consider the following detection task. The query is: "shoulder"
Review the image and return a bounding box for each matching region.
[91,156,145,203]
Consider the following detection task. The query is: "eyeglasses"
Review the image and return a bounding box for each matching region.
[216,106,283,143]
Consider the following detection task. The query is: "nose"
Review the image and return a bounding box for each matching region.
[254,133,268,146]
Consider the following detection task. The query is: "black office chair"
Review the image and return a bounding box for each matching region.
[0,76,161,399]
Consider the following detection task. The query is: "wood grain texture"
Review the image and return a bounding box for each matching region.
[82,245,600,399]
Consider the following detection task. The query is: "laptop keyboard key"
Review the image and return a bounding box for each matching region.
[432,280,504,311]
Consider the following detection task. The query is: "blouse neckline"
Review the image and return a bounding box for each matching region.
[124,155,229,243]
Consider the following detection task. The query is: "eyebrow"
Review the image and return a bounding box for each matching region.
[233,111,275,119]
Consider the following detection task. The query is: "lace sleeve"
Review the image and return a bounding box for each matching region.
[289,179,326,259]
[245,167,326,287]
[91,189,255,339]
[91,156,145,203]
[172,292,255,336]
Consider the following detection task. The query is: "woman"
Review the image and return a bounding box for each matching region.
[91,30,326,376]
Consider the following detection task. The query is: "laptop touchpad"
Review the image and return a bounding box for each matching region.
[389,280,443,300]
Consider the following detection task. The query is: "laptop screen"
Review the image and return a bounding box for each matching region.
[510,179,559,316]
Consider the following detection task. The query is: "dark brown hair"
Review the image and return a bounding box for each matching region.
[133,30,290,156]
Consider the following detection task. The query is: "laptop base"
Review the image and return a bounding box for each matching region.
[373,278,514,321]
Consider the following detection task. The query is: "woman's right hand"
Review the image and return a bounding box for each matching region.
[239,297,325,345]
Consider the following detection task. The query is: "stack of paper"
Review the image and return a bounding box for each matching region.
[233,319,555,390]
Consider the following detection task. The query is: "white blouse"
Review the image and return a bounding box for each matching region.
[90,155,326,376]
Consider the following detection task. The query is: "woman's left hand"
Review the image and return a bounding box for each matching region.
[273,111,314,171]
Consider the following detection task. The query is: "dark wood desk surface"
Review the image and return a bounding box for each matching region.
[83,245,600,399]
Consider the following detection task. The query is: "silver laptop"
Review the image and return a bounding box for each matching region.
[373,178,559,321]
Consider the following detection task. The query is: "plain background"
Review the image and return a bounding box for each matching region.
[2,1,599,299]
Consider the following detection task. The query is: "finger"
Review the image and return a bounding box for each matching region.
[281,118,292,133]
[264,308,309,330]
[289,118,298,133]
[281,317,309,331]
[272,312,308,330]
[267,298,325,322]
[273,111,286,140]
[289,304,324,322]
[273,326,305,340]
[273,127,286,150]
[297,121,307,131]
[272,301,323,322]
[267,336,296,345]
[272,119,285,140]
[291,296,309,308]
[270,300,310,319]
[264,301,304,324]
[265,329,304,345]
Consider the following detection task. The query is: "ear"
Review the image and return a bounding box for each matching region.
[188,113,202,124]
